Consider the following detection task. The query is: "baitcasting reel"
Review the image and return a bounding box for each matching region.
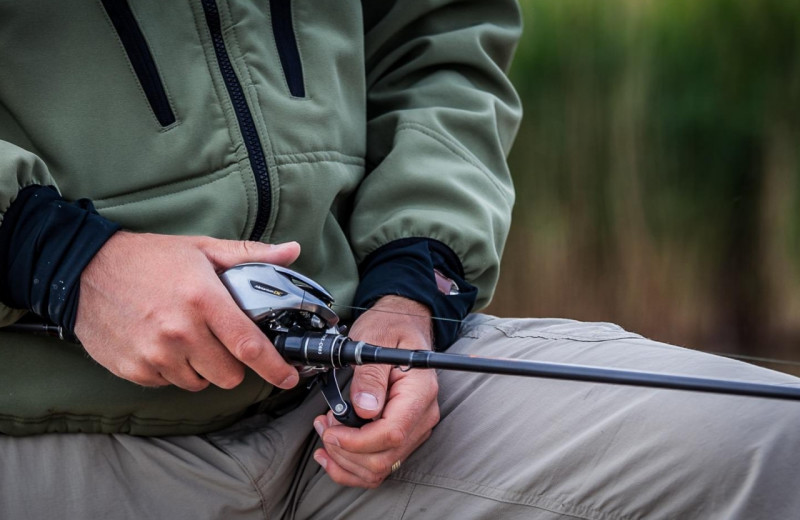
[219,263,367,426]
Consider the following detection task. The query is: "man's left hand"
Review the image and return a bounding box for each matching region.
[311,295,441,488]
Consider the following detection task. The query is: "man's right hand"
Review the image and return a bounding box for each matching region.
[74,232,302,392]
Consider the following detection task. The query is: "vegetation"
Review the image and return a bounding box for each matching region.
[487,0,800,373]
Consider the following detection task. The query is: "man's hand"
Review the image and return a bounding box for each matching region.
[311,295,441,488]
[74,231,302,391]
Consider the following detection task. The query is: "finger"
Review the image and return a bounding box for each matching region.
[313,448,385,489]
[329,373,439,454]
[313,373,438,483]
[320,418,433,478]
[116,346,208,391]
[107,330,209,391]
[155,361,211,392]
[322,416,408,455]
[113,359,171,388]
[204,285,298,389]
[349,364,391,419]
[185,329,247,390]
[318,425,435,486]
[320,408,437,478]
[200,238,301,271]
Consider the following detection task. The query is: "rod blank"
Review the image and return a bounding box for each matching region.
[275,332,800,402]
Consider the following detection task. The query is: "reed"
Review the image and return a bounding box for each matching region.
[489,0,800,373]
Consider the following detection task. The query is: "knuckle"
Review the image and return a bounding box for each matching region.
[182,377,210,392]
[225,239,258,261]
[370,457,395,476]
[418,429,433,446]
[156,324,192,345]
[216,367,246,389]
[428,405,441,428]
[231,336,264,363]
[193,235,215,250]
[172,279,208,308]
[426,374,439,395]
[385,426,407,448]
[142,347,173,370]
[118,364,161,387]
[239,240,261,257]
[183,286,207,308]
[365,473,386,487]
[355,366,388,392]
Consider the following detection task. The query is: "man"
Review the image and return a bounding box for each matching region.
[1,1,798,518]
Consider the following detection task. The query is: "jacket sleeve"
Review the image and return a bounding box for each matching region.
[352,0,522,309]
[0,140,59,326]
[0,141,119,331]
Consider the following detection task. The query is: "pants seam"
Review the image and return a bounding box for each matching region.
[395,482,417,520]
[391,470,639,520]
[203,435,270,520]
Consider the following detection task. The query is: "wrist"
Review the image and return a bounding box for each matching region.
[351,295,434,351]
[0,185,120,333]
[354,238,477,350]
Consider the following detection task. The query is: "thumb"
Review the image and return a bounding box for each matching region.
[350,364,391,419]
[201,238,301,270]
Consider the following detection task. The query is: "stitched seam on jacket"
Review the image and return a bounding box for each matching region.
[272,150,365,166]
[92,164,241,209]
[395,121,511,196]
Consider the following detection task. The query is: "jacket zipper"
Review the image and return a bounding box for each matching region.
[101,0,176,127]
[201,0,272,241]
[269,0,306,98]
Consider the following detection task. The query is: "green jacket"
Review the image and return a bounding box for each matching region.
[0,0,521,435]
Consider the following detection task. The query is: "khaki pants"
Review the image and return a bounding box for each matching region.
[2,315,799,519]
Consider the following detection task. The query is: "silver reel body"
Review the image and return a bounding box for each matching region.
[220,263,366,425]
[219,262,339,333]
[219,263,342,378]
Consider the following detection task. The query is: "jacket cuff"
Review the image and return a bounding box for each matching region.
[353,238,477,350]
[0,185,120,334]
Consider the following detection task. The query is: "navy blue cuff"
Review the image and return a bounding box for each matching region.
[0,185,121,334]
[353,238,477,350]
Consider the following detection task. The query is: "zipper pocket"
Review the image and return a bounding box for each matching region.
[269,0,306,98]
[202,0,272,241]
[102,0,177,127]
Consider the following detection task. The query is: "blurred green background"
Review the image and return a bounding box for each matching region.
[485,0,800,375]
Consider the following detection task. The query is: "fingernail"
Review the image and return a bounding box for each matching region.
[278,373,299,389]
[314,420,325,437]
[326,434,340,447]
[313,452,327,469]
[354,392,380,411]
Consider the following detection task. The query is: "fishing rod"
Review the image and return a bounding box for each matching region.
[217,263,800,426]
[6,263,800,427]
[273,330,800,402]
